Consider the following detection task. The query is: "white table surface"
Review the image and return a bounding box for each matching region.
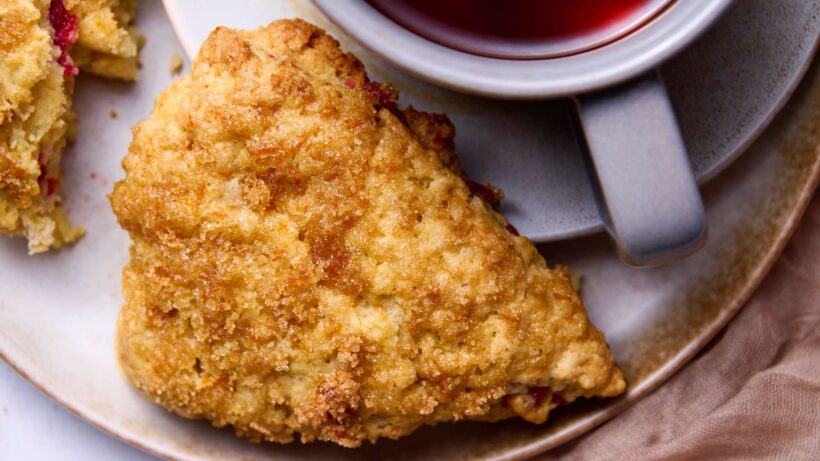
[0,360,159,461]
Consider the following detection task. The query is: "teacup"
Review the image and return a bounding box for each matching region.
[314,0,735,266]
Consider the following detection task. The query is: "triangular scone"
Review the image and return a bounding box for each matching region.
[111,19,625,447]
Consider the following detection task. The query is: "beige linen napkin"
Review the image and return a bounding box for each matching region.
[542,193,820,461]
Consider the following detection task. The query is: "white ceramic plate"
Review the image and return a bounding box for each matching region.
[1,1,819,460]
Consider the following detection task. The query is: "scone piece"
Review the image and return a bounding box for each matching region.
[67,0,141,80]
[0,0,84,253]
[111,19,625,447]
[0,0,139,253]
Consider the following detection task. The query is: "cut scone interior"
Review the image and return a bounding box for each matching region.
[0,0,140,254]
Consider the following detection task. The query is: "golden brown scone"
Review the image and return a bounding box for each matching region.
[0,0,139,253]
[111,19,625,447]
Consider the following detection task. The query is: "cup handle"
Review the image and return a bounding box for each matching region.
[573,71,706,266]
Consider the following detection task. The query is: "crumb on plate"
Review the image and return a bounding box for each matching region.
[169,52,183,74]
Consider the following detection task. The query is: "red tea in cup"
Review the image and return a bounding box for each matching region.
[366,0,667,59]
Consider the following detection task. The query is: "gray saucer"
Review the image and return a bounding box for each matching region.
[164,0,820,242]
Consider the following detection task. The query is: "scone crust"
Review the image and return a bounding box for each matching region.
[111,19,625,447]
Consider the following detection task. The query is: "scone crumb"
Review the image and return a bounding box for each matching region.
[110,110,118,119]
[169,53,184,74]
[571,271,584,293]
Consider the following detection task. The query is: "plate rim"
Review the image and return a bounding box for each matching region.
[2,1,820,458]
